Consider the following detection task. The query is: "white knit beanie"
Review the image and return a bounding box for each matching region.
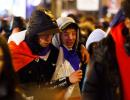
[86,29,106,49]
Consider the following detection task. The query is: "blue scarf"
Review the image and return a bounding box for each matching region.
[38,44,51,56]
[61,45,80,71]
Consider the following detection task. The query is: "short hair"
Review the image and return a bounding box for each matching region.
[12,16,26,31]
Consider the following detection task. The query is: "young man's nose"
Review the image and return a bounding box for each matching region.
[68,33,73,39]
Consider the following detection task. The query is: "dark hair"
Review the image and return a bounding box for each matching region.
[67,14,79,23]
[25,33,42,54]
[63,23,78,31]
[0,20,11,39]
[12,16,26,31]
[1,20,10,32]
[0,36,16,99]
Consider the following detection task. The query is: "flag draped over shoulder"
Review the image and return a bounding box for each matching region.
[9,41,38,72]
[111,23,130,100]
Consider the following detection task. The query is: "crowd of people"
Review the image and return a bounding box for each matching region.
[0,0,130,100]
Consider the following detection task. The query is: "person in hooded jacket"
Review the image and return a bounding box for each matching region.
[8,6,82,100]
[52,17,87,99]
[82,0,130,100]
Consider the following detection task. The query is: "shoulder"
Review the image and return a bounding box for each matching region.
[8,30,27,45]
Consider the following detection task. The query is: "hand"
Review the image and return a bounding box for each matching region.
[69,70,82,84]
[80,44,90,64]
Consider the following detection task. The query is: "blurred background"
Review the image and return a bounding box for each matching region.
[0,0,123,43]
[0,0,122,19]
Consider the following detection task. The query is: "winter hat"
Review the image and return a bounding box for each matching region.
[25,6,60,55]
[52,17,79,49]
[57,17,78,30]
[86,29,106,49]
[26,6,60,36]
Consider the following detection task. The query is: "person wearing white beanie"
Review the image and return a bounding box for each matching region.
[83,0,130,99]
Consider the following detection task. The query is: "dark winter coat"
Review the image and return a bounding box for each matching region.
[82,34,123,100]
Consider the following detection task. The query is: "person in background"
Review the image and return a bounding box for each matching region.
[82,29,106,91]
[0,36,26,100]
[11,16,26,34]
[82,0,130,100]
[8,6,82,100]
[0,19,11,39]
[78,15,95,45]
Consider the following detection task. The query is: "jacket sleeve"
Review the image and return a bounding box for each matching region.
[82,62,105,100]
[47,77,72,89]
[82,38,108,100]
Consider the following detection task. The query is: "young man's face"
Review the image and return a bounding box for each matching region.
[38,32,53,47]
[61,28,77,49]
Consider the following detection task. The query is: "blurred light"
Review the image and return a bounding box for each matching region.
[0,0,26,19]
[107,0,121,14]
[28,0,41,6]
[61,10,77,17]
[0,0,12,10]
[0,0,13,15]
[46,0,51,3]
[61,12,68,17]
[68,0,74,1]
[12,0,26,19]
[77,0,99,11]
